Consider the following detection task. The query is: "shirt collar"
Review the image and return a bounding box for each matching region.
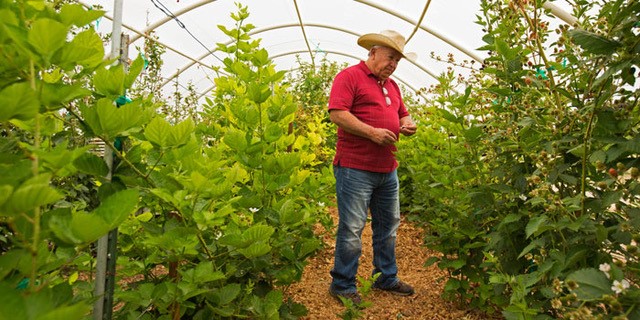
[358,61,385,84]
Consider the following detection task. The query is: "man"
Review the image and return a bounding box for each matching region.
[327,30,417,305]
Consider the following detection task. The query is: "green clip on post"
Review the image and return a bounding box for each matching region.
[114,95,131,152]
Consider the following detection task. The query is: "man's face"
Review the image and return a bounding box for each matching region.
[371,46,403,80]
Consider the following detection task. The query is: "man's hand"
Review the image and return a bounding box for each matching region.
[370,127,398,145]
[399,117,417,136]
[399,123,417,136]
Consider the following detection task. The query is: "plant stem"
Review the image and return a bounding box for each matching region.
[518,2,562,108]
[29,59,41,290]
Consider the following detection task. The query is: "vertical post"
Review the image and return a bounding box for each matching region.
[93,1,125,319]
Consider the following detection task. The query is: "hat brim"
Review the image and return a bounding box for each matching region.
[357,33,417,61]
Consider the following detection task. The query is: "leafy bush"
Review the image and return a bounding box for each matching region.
[0,0,141,318]
[400,0,639,318]
[0,1,334,319]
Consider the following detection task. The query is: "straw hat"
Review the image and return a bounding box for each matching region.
[357,30,417,61]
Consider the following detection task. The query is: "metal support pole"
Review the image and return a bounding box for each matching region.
[94,1,124,319]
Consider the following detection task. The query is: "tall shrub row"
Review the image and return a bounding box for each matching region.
[398,0,639,319]
[0,1,333,319]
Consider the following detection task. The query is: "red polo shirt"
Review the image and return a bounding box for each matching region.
[328,61,410,173]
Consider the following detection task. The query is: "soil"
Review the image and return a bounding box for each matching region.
[286,208,498,320]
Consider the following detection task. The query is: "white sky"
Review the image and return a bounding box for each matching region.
[80,0,574,102]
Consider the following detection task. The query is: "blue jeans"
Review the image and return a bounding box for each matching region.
[330,166,401,294]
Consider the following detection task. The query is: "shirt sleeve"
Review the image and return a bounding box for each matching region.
[393,81,410,118]
[328,69,355,112]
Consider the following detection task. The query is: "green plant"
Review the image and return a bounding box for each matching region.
[284,56,345,170]
[0,2,336,319]
[402,0,639,318]
[336,273,380,320]
[110,4,334,319]
[0,1,144,318]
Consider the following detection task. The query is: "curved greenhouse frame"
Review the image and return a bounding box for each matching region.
[82,0,576,101]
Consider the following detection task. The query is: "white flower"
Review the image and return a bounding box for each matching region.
[611,279,630,294]
[599,263,611,278]
[317,202,325,207]
[249,207,259,213]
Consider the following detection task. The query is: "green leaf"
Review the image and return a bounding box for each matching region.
[168,118,194,147]
[182,262,226,283]
[49,208,81,244]
[212,306,235,317]
[565,248,588,269]
[569,29,622,55]
[424,256,440,267]
[0,283,28,320]
[4,174,62,215]
[526,215,548,238]
[568,144,586,158]
[81,98,150,138]
[93,65,126,98]
[276,153,300,171]
[279,199,303,225]
[25,1,46,10]
[0,185,13,208]
[135,211,153,222]
[238,242,271,258]
[243,224,274,243]
[40,82,91,111]
[218,233,245,248]
[144,117,172,148]
[498,214,521,227]
[495,38,517,60]
[143,227,199,256]
[264,123,283,143]
[252,48,270,67]
[223,128,248,151]
[443,278,461,291]
[215,283,241,305]
[57,29,104,69]
[0,250,21,280]
[125,54,145,89]
[148,188,181,209]
[195,264,226,283]
[248,83,271,104]
[488,273,510,285]
[34,141,85,174]
[439,258,466,270]
[518,239,544,259]
[463,126,483,142]
[58,189,139,244]
[37,302,92,320]
[28,18,68,57]
[0,8,19,29]
[439,109,460,124]
[59,4,104,28]
[565,268,613,300]
[297,238,321,258]
[73,152,109,177]
[0,82,39,122]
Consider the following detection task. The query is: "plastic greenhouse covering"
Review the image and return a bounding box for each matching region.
[82,0,576,102]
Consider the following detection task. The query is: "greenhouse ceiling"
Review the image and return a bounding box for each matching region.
[81,0,577,102]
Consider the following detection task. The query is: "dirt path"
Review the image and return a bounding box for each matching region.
[286,208,494,319]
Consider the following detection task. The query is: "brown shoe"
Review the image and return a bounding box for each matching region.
[329,288,362,305]
[373,280,415,296]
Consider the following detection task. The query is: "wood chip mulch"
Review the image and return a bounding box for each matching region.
[285,208,501,320]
